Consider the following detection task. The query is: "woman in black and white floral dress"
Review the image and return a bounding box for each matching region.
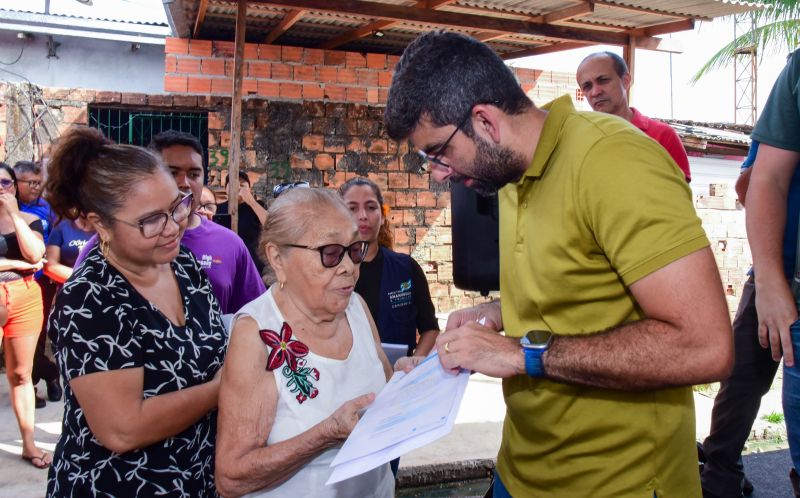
[44,127,227,497]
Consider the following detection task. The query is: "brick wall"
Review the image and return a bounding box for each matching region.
[0,75,749,316]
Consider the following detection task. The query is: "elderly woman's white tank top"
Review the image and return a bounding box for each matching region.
[235,286,394,498]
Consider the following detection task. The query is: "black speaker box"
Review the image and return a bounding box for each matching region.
[450,182,500,296]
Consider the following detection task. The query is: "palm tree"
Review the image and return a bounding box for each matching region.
[691,0,800,83]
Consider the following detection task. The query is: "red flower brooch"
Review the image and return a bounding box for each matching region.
[259,322,320,404]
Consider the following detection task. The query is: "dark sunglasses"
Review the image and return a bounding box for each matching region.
[0,179,15,189]
[272,181,310,198]
[286,240,369,268]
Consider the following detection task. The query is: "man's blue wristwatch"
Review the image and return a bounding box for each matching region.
[520,330,553,378]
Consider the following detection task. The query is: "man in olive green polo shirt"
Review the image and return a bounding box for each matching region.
[385,31,733,497]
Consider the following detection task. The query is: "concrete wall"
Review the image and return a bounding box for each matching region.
[0,31,165,93]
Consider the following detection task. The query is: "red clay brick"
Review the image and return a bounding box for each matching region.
[387,55,401,67]
[346,87,367,103]
[302,84,324,100]
[324,85,346,101]
[225,60,235,77]
[357,69,379,87]
[367,88,379,104]
[202,58,225,76]
[337,68,357,85]
[304,48,324,65]
[324,51,346,66]
[290,153,312,169]
[259,44,281,61]
[248,61,270,79]
[147,94,172,106]
[302,134,324,151]
[176,58,201,74]
[395,191,415,207]
[345,52,367,68]
[280,83,302,99]
[314,153,335,170]
[388,172,409,189]
[173,95,198,107]
[208,112,225,130]
[244,43,258,59]
[436,192,451,208]
[317,67,338,84]
[187,77,212,94]
[165,37,190,55]
[121,93,147,106]
[378,70,393,87]
[213,40,235,58]
[294,65,316,82]
[189,40,212,57]
[211,78,233,95]
[394,228,412,245]
[378,88,389,103]
[243,79,258,94]
[165,55,177,73]
[282,46,303,62]
[366,53,387,70]
[409,173,430,189]
[272,63,293,80]
[61,106,87,124]
[165,75,188,92]
[417,191,436,207]
[368,139,388,154]
[258,81,279,97]
[349,137,368,152]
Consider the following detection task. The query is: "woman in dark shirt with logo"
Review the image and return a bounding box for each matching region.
[0,162,48,469]
[340,177,439,360]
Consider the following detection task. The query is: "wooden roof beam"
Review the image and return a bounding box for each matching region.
[502,41,593,60]
[320,0,456,50]
[192,0,209,38]
[263,8,305,43]
[627,18,695,37]
[254,0,634,46]
[592,0,712,22]
[543,1,594,24]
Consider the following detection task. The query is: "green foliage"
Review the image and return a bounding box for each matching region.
[691,0,800,83]
[761,411,785,424]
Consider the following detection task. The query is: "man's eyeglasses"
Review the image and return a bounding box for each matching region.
[272,181,310,198]
[114,192,193,239]
[17,180,41,189]
[285,240,369,268]
[416,107,474,172]
[0,179,15,189]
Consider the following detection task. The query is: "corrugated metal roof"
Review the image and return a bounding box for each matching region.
[1,0,169,26]
[171,0,761,56]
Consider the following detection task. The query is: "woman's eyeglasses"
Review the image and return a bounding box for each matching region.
[286,240,369,268]
[0,179,15,189]
[198,202,218,214]
[272,181,310,198]
[114,192,194,239]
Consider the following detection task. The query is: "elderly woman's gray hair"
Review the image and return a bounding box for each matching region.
[258,187,353,285]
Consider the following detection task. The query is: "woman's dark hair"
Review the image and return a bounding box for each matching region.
[339,177,393,250]
[0,162,17,195]
[45,126,165,223]
[385,30,532,141]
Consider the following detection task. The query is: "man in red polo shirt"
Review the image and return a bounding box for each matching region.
[577,51,691,183]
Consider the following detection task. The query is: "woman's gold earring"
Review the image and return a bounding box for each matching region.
[100,239,110,258]
[280,281,285,290]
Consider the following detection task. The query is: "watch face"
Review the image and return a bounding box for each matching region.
[525,330,552,346]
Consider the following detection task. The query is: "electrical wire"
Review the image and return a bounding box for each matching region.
[0,45,24,66]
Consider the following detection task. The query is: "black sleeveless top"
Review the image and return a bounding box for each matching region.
[0,218,43,281]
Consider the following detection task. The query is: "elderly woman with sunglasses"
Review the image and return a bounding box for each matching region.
[216,187,394,498]
[43,127,227,497]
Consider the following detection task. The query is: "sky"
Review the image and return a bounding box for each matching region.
[510,15,789,124]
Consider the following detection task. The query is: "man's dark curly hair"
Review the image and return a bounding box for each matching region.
[384,30,532,141]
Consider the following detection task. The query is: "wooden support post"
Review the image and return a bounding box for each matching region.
[227,0,247,233]
[623,37,636,106]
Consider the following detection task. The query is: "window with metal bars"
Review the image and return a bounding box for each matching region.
[88,107,209,170]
